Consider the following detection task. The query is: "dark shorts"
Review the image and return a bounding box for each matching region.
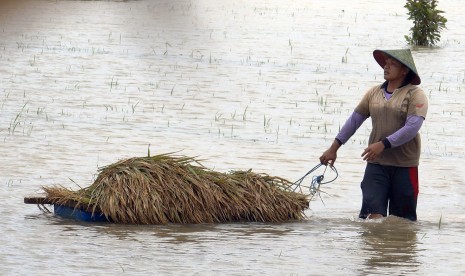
[359,163,419,221]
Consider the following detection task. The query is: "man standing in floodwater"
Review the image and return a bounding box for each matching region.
[319,49,428,221]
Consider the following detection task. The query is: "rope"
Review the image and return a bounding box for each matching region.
[292,163,338,198]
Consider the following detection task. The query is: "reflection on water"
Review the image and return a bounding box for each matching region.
[2,0,465,275]
[358,217,420,274]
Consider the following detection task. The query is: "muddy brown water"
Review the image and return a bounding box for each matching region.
[1,0,464,275]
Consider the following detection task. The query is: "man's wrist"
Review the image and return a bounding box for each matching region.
[381,138,391,149]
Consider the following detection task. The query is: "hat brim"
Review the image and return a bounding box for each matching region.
[373,50,421,85]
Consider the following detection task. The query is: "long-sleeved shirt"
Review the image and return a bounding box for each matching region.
[334,82,428,167]
[336,111,424,148]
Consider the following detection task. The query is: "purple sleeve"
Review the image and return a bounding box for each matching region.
[386,115,424,148]
[335,111,368,144]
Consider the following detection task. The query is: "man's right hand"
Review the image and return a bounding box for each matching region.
[319,139,341,166]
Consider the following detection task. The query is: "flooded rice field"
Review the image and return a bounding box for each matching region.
[1,0,465,275]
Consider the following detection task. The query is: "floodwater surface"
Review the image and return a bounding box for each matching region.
[1,0,465,275]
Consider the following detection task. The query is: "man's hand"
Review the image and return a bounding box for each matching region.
[361,141,385,161]
[320,139,341,166]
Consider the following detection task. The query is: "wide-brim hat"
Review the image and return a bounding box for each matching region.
[373,49,421,85]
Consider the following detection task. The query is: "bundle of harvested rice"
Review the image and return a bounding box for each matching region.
[41,153,309,224]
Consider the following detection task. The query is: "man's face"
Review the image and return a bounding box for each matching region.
[383,57,409,82]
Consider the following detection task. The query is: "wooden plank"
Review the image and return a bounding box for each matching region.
[24,196,102,214]
[24,196,53,204]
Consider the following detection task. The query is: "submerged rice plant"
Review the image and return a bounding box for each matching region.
[41,153,309,224]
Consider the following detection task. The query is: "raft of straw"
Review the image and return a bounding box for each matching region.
[41,153,309,224]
